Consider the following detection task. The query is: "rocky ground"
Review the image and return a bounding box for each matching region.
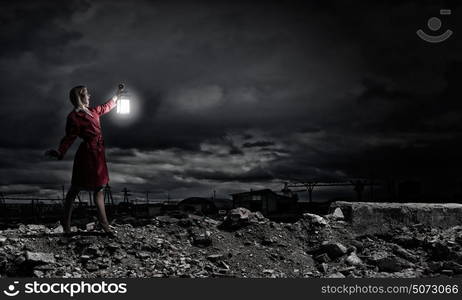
[0,207,461,278]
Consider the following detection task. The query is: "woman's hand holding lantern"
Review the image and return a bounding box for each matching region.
[112,83,124,103]
[115,83,130,114]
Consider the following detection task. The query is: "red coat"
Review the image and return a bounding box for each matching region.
[58,99,116,190]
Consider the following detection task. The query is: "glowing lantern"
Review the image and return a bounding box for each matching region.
[116,83,131,114]
[117,97,130,114]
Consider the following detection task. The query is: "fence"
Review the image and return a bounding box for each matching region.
[0,185,175,223]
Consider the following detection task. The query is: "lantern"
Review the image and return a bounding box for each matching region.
[116,83,131,114]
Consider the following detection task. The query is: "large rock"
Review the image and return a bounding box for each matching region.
[52,225,64,234]
[191,229,212,247]
[368,252,409,273]
[327,272,346,278]
[221,207,253,229]
[230,207,251,220]
[331,202,462,234]
[86,222,96,231]
[391,244,418,262]
[25,251,55,265]
[331,208,345,220]
[27,225,46,231]
[309,241,347,259]
[322,242,347,259]
[314,253,330,263]
[345,252,363,266]
[302,213,328,227]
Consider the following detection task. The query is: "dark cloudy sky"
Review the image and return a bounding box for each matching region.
[1,0,462,202]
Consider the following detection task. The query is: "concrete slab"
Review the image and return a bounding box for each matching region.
[330,201,462,234]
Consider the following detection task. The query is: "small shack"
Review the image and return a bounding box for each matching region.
[178,197,216,214]
[178,197,234,215]
[230,189,298,215]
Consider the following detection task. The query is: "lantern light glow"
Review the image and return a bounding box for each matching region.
[117,98,130,114]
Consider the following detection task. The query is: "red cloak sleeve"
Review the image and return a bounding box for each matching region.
[58,115,80,159]
[92,98,116,116]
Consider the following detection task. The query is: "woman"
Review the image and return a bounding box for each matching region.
[46,85,122,235]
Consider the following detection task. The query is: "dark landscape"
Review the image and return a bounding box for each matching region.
[1,203,462,278]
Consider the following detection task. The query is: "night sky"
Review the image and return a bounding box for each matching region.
[1,0,462,202]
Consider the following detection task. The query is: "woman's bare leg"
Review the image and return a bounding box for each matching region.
[94,189,112,233]
[63,186,79,233]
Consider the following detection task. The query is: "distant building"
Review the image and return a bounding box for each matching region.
[178,197,234,215]
[178,197,215,214]
[129,203,163,218]
[230,189,298,215]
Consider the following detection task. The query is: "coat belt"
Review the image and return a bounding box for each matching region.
[83,135,104,148]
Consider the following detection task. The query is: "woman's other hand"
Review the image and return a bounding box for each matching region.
[45,149,62,160]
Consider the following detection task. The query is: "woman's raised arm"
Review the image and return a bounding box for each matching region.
[93,97,117,116]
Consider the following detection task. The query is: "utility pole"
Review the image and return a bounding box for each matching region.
[104,185,114,206]
[305,182,317,203]
[122,187,130,203]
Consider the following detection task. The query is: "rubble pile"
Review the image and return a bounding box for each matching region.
[0,207,461,278]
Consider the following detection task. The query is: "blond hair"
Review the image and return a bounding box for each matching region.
[69,85,87,109]
[69,85,92,116]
